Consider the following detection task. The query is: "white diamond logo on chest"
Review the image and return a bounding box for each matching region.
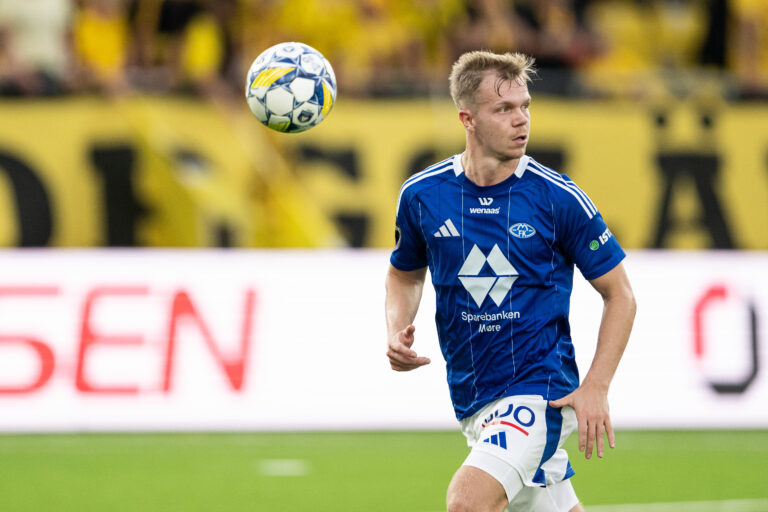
[458,245,519,307]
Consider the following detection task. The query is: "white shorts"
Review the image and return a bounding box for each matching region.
[459,395,579,511]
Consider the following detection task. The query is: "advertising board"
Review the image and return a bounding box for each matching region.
[0,250,765,431]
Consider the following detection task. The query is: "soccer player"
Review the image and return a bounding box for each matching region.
[384,51,636,512]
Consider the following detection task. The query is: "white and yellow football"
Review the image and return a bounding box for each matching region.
[245,42,337,133]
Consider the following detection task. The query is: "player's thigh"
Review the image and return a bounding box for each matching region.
[447,465,509,512]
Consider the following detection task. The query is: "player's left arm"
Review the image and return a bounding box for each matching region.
[549,262,636,459]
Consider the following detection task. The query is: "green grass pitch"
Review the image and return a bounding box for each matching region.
[0,430,766,511]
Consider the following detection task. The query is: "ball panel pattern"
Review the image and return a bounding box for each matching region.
[245,42,337,133]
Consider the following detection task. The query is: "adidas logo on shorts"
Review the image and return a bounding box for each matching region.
[482,432,507,449]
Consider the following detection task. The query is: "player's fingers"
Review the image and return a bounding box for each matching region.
[393,355,430,367]
[386,348,416,367]
[387,333,431,368]
[389,359,404,370]
[386,342,427,363]
[400,326,418,348]
[596,421,605,458]
[606,416,616,449]
[401,335,416,348]
[390,360,410,372]
[389,355,431,371]
[584,417,600,459]
[577,414,587,453]
[585,418,597,459]
[548,396,569,408]
[387,353,412,371]
[389,338,418,359]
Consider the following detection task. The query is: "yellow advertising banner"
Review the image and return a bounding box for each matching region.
[0,97,766,249]
[285,98,768,250]
[0,97,338,247]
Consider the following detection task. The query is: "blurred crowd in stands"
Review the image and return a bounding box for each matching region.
[0,0,766,101]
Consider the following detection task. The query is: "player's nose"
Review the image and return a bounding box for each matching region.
[511,109,528,126]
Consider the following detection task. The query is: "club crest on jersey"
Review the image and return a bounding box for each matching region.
[509,223,536,239]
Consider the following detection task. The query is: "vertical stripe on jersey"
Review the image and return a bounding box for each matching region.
[506,185,516,376]
[418,202,434,266]
[459,185,480,405]
[548,200,560,400]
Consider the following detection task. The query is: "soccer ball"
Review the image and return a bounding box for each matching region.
[245,42,337,133]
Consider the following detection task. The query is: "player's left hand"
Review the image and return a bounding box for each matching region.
[549,383,615,460]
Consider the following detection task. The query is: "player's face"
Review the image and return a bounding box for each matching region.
[463,72,531,162]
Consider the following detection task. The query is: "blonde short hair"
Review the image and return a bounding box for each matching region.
[449,51,536,110]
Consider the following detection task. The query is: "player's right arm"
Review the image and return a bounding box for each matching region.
[385,264,431,371]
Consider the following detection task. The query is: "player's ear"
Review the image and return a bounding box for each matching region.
[458,109,473,130]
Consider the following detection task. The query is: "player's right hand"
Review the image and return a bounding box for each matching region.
[386,325,431,371]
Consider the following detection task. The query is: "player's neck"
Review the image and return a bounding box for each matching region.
[461,149,520,187]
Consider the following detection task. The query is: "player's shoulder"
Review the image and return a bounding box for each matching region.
[521,157,571,190]
[521,157,598,219]
[396,155,459,211]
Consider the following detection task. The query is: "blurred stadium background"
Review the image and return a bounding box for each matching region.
[0,0,767,510]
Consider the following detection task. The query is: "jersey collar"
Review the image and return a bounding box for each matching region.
[453,153,530,178]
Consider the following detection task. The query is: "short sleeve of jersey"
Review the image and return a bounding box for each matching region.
[390,192,428,271]
[554,175,625,281]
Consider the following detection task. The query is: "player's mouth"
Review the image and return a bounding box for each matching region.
[513,135,528,144]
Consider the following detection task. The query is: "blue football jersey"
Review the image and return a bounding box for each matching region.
[391,154,625,420]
